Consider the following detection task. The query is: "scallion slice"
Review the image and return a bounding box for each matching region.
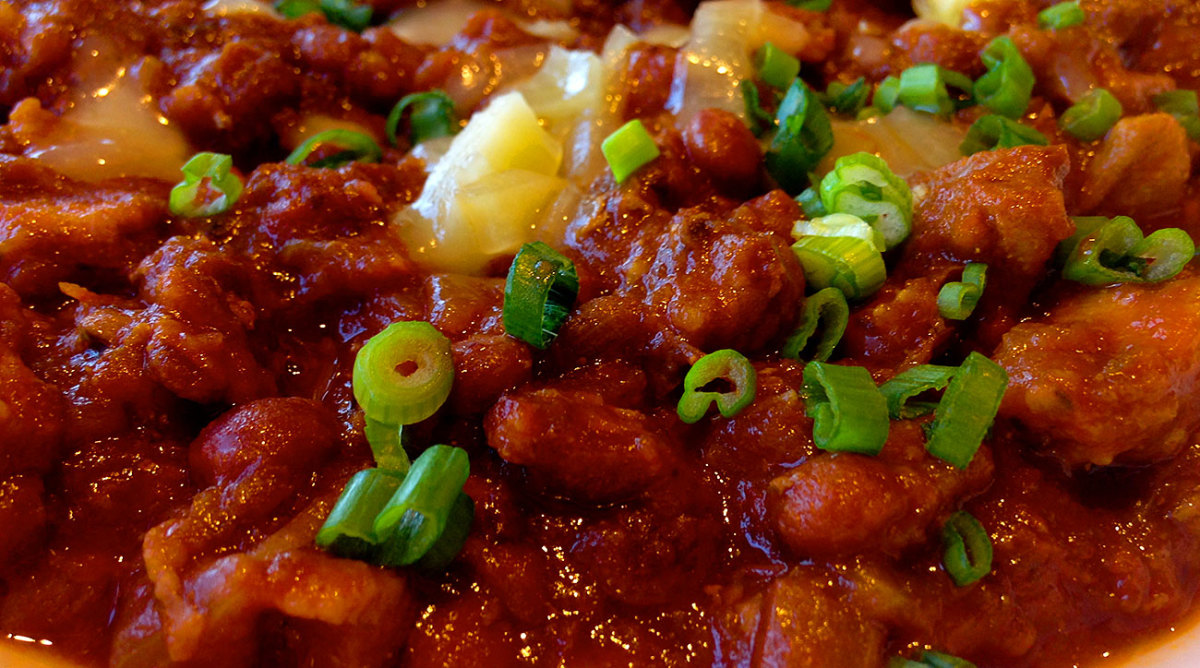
[941,510,993,586]
[1153,90,1200,142]
[791,235,887,300]
[1060,215,1195,285]
[502,241,580,349]
[802,361,890,455]
[602,119,660,183]
[786,0,832,9]
[782,287,849,362]
[741,80,776,137]
[373,445,471,567]
[766,79,834,194]
[286,128,383,168]
[1059,88,1122,141]
[937,262,988,320]
[821,78,869,116]
[878,364,957,419]
[796,186,827,218]
[890,650,978,668]
[386,90,458,147]
[924,352,1007,469]
[353,321,454,426]
[792,213,885,252]
[677,349,757,424]
[872,76,901,114]
[818,152,913,249]
[364,417,411,474]
[959,114,1048,155]
[973,36,1034,119]
[168,152,243,217]
[754,42,800,90]
[414,492,474,570]
[898,64,973,116]
[1037,1,1085,30]
[315,468,406,558]
[275,0,372,31]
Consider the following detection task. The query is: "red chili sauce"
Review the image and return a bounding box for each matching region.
[1,0,1199,666]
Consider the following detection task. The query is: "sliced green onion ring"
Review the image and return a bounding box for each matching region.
[898,64,973,116]
[1153,90,1200,142]
[942,510,993,586]
[1059,88,1123,142]
[879,364,957,420]
[791,236,887,300]
[872,76,901,114]
[502,241,580,349]
[1037,1,1085,30]
[414,492,475,570]
[822,78,869,116]
[792,213,885,252]
[677,349,757,424]
[386,90,458,147]
[275,0,372,31]
[766,79,834,194]
[802,361,889,455]
[973,36,1034,119]
[818,152,913,249]
[782,287,849,362]
[286,128,383,168]
[960,114,1049,155]
[353,320,454,426]
[754,42,800,90]
[937,262,988,320]
[796,186,827,218]
[315,468,406,558]
[925,352,1008,469]
[889,652,977,668]
[364,417,411,474]
[1061,216,1194,285]
[169,152,243,217]
[373,445,471,567]
[602,119,660,183]
[786,0,832,9]
[741,80,776,137]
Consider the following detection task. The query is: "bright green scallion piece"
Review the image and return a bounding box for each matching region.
[286,129,383,168]
[352,320,454,427]
[1037,1,1085,30]
[818,152,913,250]
[602,119,660,183]
[782,287,849,362]
[373,445,472,567]
[960,114,1048,155]
[1059,88,1123,141]
[766,79,834,194]
[168,152,243,217]
[941,510,993,586]
[677,349,757,424]
[802,360,889,455]
[386,90,458,147]
[973,36,1034,119]
[502,241,580,349]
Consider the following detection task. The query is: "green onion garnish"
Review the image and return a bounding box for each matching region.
[879,364,957,419]
[1037,1,1085,30]
[821,78,869,116]
[802,361,889,455]
[818,152,913,249]
[766,79,834,194]
[1059,88,1123,141]
[602,119,660,183]
[890,650,978,668]
[924,352,1007,469]
[676,349,757,424]
[941,510,993,586]
[782,287,849,362]
[373,445,471,567]
[315,468,406,558]
[786,0,832,10]
[353,321,454,427]
[275,0,372,31]
[413,492,474,570]
[1153,90,1200,142]
[168,152,243,217]
[502,241,580,349]
[286,128,382,168]
[793,213,885,251]
[1059,215,1195,285]
[791,235,887,300]
[973,36,1034,119]
[872,76,901,114]
[898,64,973,116]
[754,42,800,90]
[364,417,411,474]
[937,262,988,320]
[796,186,827,218]
[959,114,1049,155]
[386,90,458,147]
[741,80,776,137]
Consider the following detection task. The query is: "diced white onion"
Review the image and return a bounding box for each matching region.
[201,0,278,18]
[388,0,488,46]
[911,0,970,28]
[819,107,967,178]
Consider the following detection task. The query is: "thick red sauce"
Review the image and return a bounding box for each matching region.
[1,0,1199,666]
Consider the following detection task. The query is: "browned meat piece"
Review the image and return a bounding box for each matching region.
[1078,113,1192,219]
[713,567,887,668]
[190,397,338,486]
[0,475,46,566]
[840,271,955,372]
[683,108,764,197]
[0,342,65,476]
[768,420,994,558]
[486,387,675,503]
[0,156,168,297]
[994,269,1200,467]
[448,334,533,415]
